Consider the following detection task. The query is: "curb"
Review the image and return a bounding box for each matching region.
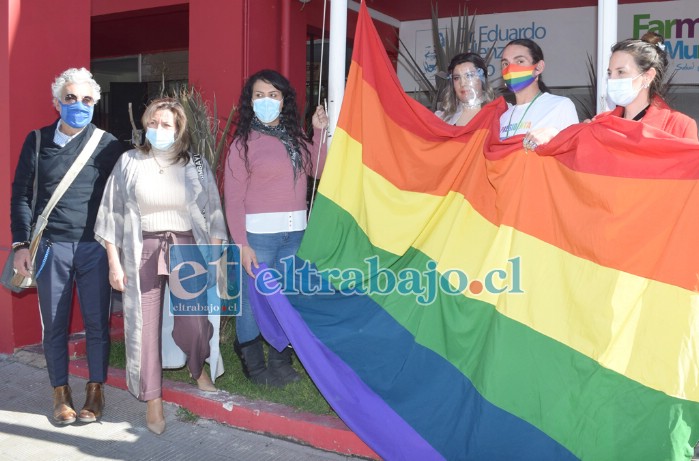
[68,358,379,459]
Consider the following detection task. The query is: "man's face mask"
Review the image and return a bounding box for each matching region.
[59,100,94,129]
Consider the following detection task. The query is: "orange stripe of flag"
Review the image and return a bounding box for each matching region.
[338,67,699,291]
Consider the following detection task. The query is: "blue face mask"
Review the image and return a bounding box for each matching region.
[145,127,176,150]
[253,97,282,124]
[60,101,94,129]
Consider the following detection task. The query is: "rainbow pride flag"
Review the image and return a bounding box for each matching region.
[251,3,699,460]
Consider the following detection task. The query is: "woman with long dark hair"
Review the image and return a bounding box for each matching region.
[224,69,328,387]
[499,38,579,149]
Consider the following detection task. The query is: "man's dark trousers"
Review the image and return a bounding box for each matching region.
[36,239,111,386]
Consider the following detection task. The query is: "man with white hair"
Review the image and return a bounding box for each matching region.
[10,67,123,425]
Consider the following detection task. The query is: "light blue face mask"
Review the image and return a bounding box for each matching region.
[253,97,282,124]
[145,127,176,150]
[59,101,94,129]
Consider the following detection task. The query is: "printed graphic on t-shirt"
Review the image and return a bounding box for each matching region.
[499,93,579,140]
[501,120,532,138]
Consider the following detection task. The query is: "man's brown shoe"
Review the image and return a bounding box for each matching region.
[78,382,104,423]
[53,385,76,425]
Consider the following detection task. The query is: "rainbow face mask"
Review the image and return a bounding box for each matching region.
[502,63,538,92]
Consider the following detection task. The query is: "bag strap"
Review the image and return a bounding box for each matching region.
[30,129,40,215]
[38,128,105,224]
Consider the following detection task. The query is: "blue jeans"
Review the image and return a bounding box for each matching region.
[236,231,304,344]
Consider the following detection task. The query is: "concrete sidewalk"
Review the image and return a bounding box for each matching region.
[53,312,379,459]
[0,353,368,461]
[3,350,698,460]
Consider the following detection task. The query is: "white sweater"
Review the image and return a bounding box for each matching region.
[134,148,191,232]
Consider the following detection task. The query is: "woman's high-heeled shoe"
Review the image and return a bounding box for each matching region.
[146,398,166,435]
[193,372,217,393]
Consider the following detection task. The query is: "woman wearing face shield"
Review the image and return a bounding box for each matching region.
[597,32,697,139]
[435,53,494,126]
[499,39,579,150]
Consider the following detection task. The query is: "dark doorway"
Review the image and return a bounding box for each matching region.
[109,82,149,146]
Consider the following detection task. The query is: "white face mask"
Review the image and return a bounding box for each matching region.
[606,74,643,107]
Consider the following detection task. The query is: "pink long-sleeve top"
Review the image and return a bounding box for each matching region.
[224,128,327,246]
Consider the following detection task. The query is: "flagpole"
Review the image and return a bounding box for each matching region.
[347,1,400,27]
[597,0,617,113]
[328,0,348,139]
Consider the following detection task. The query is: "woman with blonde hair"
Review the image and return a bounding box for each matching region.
[597,31,697,139]
[95,97,228,434]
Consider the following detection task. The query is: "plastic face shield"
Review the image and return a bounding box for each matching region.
[450,70,484,107]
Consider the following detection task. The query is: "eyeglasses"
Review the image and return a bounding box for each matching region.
[63,94,95,106]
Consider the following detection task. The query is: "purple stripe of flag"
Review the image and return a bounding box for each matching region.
[249,265,444,461]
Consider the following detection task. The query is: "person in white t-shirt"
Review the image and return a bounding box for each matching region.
[499,39,579,150]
